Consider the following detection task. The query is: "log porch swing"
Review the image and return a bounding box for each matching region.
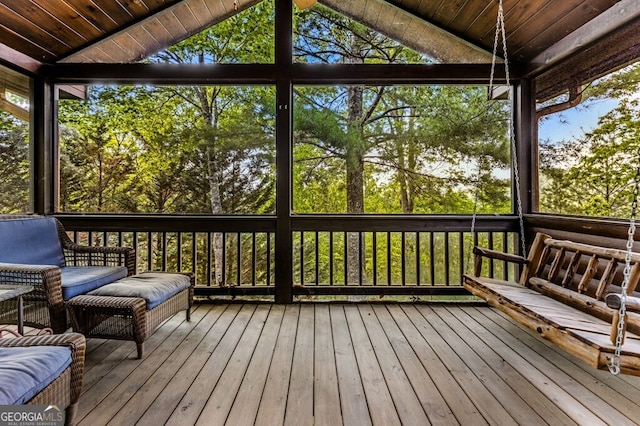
[465,0,640,377]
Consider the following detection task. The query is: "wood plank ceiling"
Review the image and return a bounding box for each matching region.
[0,0,638,99]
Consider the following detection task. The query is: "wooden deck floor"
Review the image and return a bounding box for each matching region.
[77,303,640,425]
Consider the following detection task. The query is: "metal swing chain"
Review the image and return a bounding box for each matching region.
[497,2,527,259]
[468,0,525,273]
[609,146,640,375]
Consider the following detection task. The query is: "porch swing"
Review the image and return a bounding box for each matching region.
[464,0,640,376]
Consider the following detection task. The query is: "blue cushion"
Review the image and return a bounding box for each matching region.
[0,217,65,267]
[87,272,190,309]
[0,346,72,405]
[61,266,128,300]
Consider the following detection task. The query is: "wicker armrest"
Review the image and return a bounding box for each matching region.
[472,247,528,277]
[0,333,86,403]
[55,220,135,275]
[0,261,63,300]
[0,262,60,277]
[0,262,66,332]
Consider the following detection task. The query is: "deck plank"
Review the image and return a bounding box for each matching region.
[197,305,272,425]
[432,304,569,425]
[358,304,430,425]
[136,304,242,426]
[283,304,315,426]
[426,305,547,425]
[77,304,191,424]
[343,305,402,426]
[443,305,579,426]
[74,303,640,426]
[329,305,372,426]
[81,307,204,426]
[164,304,257,425]
[255,305,300,426]
[388,305,487,425]
[473,306,640,424]
[111,304,227,424]
[313,305,343,426]
[470,306,631,425]
[403,305,518,425]
[224,304,285,426]
[371,305,457,426]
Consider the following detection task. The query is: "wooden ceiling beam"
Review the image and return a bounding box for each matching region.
[535,17,640,102]
[320,0,494,64]
[524,0,640,78]
[48,62,512,85]
[0,91,29,122]
[60,0,263,63]
[57,0,186,63]
[0,42,46,76]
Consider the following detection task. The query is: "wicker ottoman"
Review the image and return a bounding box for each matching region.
[66,272,193,359]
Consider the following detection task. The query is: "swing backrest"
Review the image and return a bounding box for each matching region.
[523,233,640,301]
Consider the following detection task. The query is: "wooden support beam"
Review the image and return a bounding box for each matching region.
[320,0,493,63]
[525,0,640,78]
[274,0,293,304]
[0,43,45,76]
[535,17,640,102]
[48,63,511,85]
[0,93,29,122]
[514,78,536,215]
[30,77,55,214]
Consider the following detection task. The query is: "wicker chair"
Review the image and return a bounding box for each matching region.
[0,332,86,425]
[0,215,135,333]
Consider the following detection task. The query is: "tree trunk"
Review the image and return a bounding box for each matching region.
[206,147,225,286]
[407,129,417,213]
[196,85,226,287]
[345,34,366,291]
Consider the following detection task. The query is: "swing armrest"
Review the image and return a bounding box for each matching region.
[472,247,528,277]
[606,293,640,313]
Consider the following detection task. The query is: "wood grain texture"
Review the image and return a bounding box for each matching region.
[75,302,640,425]
[0,0,625,69]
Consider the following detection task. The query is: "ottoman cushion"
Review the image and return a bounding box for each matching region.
[86,272,190,309]
[0,346,72,404]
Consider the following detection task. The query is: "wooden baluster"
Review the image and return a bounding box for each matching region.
[595,259,617,300]
[520,233,552,286]
[562,252,582,288]
[548,248,566,282]
[533,245,551,278]
[577,254,599,294]
[627,262,640,295]
[610,311,627,346]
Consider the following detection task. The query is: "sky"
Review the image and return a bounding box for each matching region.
[538,97,618,144]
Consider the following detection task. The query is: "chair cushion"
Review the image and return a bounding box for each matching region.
[0,346,72,405]
[0,217,65,267]
[87,272,190,309]
[61,266,128,300]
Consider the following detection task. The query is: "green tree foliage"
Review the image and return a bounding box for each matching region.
[293,6,511,214]
[0,112,30,213]
[539,62,640,218]
[583,63,640,101]
[60,2,276,215]
[540,99,640,217]
[56,2,517,287]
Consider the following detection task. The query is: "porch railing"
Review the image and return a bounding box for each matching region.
[55,214,521,299]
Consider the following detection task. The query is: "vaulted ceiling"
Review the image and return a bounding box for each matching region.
[0,0,639,100]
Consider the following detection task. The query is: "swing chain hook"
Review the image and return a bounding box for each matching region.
[609,146,640,375]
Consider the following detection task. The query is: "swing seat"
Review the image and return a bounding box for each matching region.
[464,232,640,375]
